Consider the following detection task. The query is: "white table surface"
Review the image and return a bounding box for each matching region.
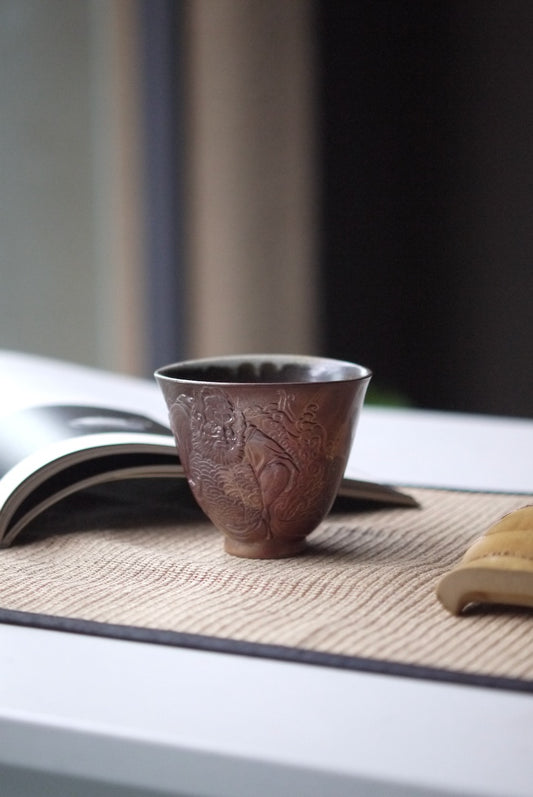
[1,352,532,796]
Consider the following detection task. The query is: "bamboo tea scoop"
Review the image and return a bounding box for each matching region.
[436,505,533,615]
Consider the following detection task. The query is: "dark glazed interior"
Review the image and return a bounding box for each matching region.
[159,358,370,384]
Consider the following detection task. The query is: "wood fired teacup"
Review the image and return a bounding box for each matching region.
[155,355,371,558]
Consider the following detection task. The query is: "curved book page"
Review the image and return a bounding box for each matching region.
[0,405,178,546]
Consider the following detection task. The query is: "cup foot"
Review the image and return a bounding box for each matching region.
[224,535,307,559]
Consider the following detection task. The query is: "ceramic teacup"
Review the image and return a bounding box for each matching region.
[155,354,371,558]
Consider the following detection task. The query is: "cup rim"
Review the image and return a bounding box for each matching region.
[154,353,372,386]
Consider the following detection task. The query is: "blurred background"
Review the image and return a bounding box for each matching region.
[0,0,531,417]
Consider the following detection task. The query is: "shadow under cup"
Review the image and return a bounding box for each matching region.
[155,355,371,559]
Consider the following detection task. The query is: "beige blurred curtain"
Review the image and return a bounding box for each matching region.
[184,0,318,357]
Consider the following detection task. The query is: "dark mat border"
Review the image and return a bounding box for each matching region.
[1,607,533,695]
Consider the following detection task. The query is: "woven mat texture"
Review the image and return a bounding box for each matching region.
[1,482,532,682]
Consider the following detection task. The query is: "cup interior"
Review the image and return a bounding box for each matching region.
[156,355,371,385]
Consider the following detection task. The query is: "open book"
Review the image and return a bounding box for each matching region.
[0,350,416,547]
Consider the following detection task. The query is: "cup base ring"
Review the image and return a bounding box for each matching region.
[223,535,308,559]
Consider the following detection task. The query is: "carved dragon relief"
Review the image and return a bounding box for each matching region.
[169,388,340,544]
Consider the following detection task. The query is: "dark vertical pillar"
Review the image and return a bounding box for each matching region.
[140,0,186,373]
